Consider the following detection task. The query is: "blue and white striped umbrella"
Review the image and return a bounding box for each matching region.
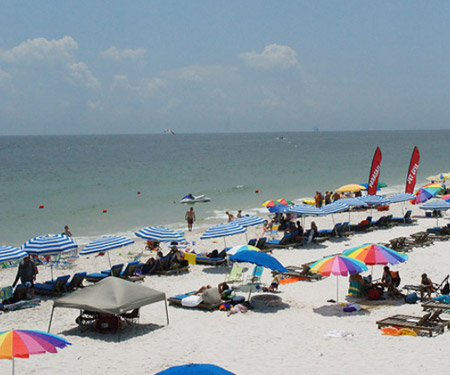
[80,236,134,255]
[358,195,390,206]
[233,216,266,228]
[0,246,27,263]
[201,223,246,241]
[388,193,416,203]
[135,226,186,243]
[268,205,290,213]
[21,234,77,256]
[336,198,366,207]
[321,201,349,215]
[286,204,324,216]
[419,200,450,211]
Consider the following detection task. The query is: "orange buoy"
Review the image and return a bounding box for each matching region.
[137,191,141,195]
[39,204,44,209]
[255,189,259,193]
[102,209,108,213]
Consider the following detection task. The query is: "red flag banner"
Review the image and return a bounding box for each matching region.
[405,146,420,194]
[368,147,382,195]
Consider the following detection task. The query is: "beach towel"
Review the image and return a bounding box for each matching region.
[181,295,203,307]
[183,252,197,265]
[0,286,13,302]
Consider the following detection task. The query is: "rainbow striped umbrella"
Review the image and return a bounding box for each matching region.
[411,183,443,204]
[343,243,408,266]
[0,330,70,374]
[309,255,368,303]
[261,200,284,208]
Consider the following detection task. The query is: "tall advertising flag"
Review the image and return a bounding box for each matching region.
[368,147,382,195]
[405,146,420,194]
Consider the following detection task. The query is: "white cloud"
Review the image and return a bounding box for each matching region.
[68,62,101,90]
[0,36,78,64]
[161,65,238,83]
[88,101,103,111]
[100,46,146,62]
[240,44,300,70]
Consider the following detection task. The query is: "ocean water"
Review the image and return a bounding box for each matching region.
[1,130,448,246]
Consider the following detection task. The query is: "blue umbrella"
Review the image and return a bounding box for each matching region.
[336,198,367,222]
[135,226,186,243]
[154,364,236,375]
[419,200,450,226]
[201,223,246,247]
[233,216,266,228]
[21,234,77,256]
[0,246,27,263]
[21,234,78,280]
[321,201,349,225]
[268,205,289,213]
[358,195,390,206]
[388,193,416,203]
[230,250,288,273]
[286,204,324,216]
[80,235,134,267]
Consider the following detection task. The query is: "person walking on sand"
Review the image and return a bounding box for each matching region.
[185,207,196,231]
[13,255,38,299]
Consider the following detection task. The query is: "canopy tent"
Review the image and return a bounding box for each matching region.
[48,277,169,334]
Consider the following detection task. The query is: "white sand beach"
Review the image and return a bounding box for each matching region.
[1,203,450,375]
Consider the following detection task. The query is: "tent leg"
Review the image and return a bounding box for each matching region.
[117,318,120,343]
[107,252,112,268]
[48,306,55,333]
[165,299,170,325]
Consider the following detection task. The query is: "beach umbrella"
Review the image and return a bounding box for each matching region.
[286,204,324,227]
[21,234,78,281]
[262,200,287,208]
[335,184,366,193]
[442,194,450,203]
[309,255,368,303]
[227,245,260,256]
[154,363,236,375]
[320,201,349,225]
[359,182,387,189]
[277,198,295,205]
[80,235,134,267]
[419,200,450,226]
[426,173,450,182]
[200,223,246,247]
[336,198,366,222]
[135,226,186,243]
[343,243,408,276]
[357,195,390,217]
[0,330,71,375]
[0,246,27,263]
[268,205,289,213]
[229,250,288,273]
[411,183,443,204]
[233,216,266,228]
[388,193,416,215]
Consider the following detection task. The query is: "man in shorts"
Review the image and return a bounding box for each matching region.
[185,207,196,231]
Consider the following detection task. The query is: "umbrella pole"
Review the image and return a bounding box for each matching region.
[336,276,339,304]
[48,305,55,332]
[107,251,112,268]
[12,357,14,375]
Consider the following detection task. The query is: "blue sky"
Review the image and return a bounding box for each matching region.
[0,1,449,135]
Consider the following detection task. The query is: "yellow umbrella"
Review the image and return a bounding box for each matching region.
[335,184,367,193]
[426,173,450,182]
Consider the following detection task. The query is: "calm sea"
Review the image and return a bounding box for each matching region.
[0,130,448,246]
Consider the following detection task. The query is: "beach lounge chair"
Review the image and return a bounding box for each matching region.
[391,210,416,224]
[65,272,86,291]
[317,223,341,237]
[246,266,264,283]
[85,263,124,283]
[118,261,145,281]
[255,237,267,249]
[168,292,222,311]
[422,300,450,313]
[337,222,354,237]
[120,308,140,325]
[196,255,227,266]
[34,275,71,296]
[376,311,450,336]
[350,216,373,232]
[225,264,244,284]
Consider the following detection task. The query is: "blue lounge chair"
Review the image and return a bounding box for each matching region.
[65,272,86,291]
[34,275,70,296]
[85,264,123,283]
[317,223,342,237]
[119,261,145,281]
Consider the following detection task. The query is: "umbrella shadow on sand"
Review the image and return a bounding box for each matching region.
[60,323,165,342]
[251,301,290,314]
[313,304,370,317]
[201,266,249,275]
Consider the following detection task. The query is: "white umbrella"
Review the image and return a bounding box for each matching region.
[201,222,246,248]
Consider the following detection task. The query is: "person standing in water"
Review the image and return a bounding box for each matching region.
[185,207,196,231]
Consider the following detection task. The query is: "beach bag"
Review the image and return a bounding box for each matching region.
[368,286,383,300]
[404,292,418,304]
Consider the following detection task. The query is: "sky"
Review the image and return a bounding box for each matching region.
[0,1,449,135]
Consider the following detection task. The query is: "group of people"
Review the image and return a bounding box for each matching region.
[140,246,188,274]
[314,191,341,208]
[349,266,436,302]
